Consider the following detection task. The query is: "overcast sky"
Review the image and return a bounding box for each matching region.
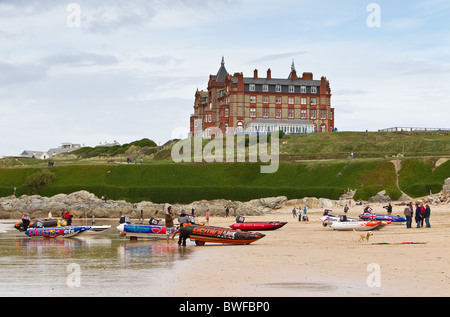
[1,0,449,157]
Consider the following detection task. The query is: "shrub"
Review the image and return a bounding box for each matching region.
[26,170,56,194]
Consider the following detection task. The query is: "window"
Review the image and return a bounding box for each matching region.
[310,109,316,119]
[250,108,256,117]
[300,86,306,93]
[320,110,327,120]
[288,97,294,105]
[276,96,281,104]
[262,84,268,92]
[225,123,228,133]
[301,109,307,119]
[225,108,229,117]
[311,86,317,93]
[208,114,211,122]
[276,109,282,118]
[263,108,269,118]
[289,85,295,93]
[263,96,269,103]
[275,84,281,92]
[301,98,307,105]
[250,96,256,103]
[311,98,316,105]
[288,109,294,119]
[249,84,255,91]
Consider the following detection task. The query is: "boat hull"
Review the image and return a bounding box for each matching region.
[25,226,87,238]
[229,221,287,231]
[116,224,175,239]
[180,224,265,245]
[359,213,406,223]
[330,221,383,231]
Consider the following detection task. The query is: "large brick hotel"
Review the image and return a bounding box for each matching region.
[190,57,334,137]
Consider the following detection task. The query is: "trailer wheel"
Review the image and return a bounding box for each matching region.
[195,240,205,246]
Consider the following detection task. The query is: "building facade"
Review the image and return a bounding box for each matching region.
[190,57,334,137]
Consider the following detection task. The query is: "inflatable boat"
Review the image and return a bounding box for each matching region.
[229,221,287,231]
[180,224,265,245]
[330,220,384,231]
[81,225,111,234]
[320,215,359,227]
[116,223,176,239]
[14,218,65,231]
[359,213,406,223]
[25,226,88,238]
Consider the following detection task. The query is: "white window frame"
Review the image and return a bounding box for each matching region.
[300,86,306,93]
[311,86,317,93]
[289,85,295,93]
[275,109,282,118]
[276,96,281,104]
[275,84,281,92]
[250,108,256,117]
[249,84,255,91]
[288,109,294,119]
[262,84,268,92]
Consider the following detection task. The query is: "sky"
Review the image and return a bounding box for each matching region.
[0,0,449,157]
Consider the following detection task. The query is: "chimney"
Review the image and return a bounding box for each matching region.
[267,68,271,80]
[254,69,258,79]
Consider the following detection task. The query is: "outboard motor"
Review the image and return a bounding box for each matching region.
[119,216,131,224]
[149,217,160,225]
[340,214,347,222]
[236,215,245,223]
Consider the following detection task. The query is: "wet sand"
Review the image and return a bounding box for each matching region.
[158,202,450,297]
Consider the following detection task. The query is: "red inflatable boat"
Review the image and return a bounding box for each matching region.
[230,221,287,231]
[180,224,265,246]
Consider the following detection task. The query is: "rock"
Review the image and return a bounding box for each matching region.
[443,177,450,194]
[368,190,391,203]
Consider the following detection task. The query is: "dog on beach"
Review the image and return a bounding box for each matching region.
[353,229,373,243]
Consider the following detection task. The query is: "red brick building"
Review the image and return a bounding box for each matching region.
[190,57,334,137]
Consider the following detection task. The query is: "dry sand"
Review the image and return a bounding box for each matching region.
[158,202,450,297]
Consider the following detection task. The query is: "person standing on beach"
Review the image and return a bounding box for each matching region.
[298,207,302,221]
[404,203,412,228]
[165,206,177,242]
[383,203,392,215]
[292,207,297,218]
[424,204,431,228]
[206,209,210,224]
[414,203,422,228]
[177,210,189,246]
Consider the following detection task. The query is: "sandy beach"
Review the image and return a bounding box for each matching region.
[158,202,450,297]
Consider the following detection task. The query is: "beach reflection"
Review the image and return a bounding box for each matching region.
[0,221,193,296]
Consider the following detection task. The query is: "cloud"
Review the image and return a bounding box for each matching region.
[249,51,308,64]
[42,52,119,68]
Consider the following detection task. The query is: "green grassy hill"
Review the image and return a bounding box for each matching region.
[1,132,449,203]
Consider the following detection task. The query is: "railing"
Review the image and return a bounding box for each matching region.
[378,127,449,132]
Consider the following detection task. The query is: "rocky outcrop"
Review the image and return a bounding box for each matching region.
[443,177,450,194]
[0,191,287,219]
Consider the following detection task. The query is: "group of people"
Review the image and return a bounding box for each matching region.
[164,206,195,246]
[403,202,431,228]
[292,207,309,221]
